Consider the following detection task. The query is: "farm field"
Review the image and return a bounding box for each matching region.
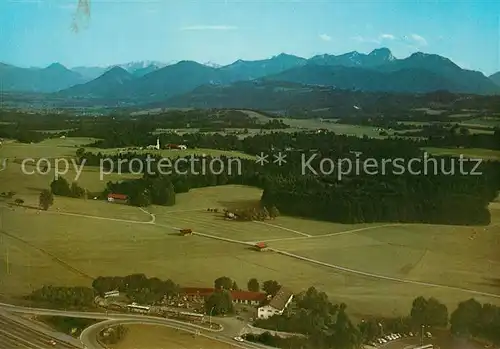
[0,161,139,196]
[1,138,500,319]
[86,146,255,160]
[423,147,500,160]
[0,137,96,159]
[109,325,234,349]
[239,110,385,138]
[1,183,500,319]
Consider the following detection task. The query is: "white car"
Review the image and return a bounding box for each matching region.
[233,336,244,342]
[48,340,57,346]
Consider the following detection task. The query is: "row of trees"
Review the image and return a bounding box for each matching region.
[249,290,500,349]
[83,145,499,226]
[92,273,180,305]
[50,177,87,199]
[213,276,281,295]
[27,286,95,308]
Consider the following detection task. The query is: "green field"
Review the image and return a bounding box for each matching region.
[0,137,96,159]
[110,325,234,349]
[1,138,500,320]
[423,147,500,160]
[86,146,255,160]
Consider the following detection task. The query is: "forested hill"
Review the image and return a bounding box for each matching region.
[77,132,500,227]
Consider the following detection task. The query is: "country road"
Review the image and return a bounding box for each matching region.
[0,204,499,348]
[1,203,500,300]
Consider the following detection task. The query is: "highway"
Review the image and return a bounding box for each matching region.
[0,311,82,349]
[0,302,274,349]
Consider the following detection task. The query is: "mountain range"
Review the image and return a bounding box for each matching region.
[2,49,500,98]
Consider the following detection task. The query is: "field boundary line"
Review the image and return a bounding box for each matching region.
[45,210,152,225]
[260,223,402,243]
[271,248,500,299]
[138,207,156,224]
[0,229,94,280]
[252,221,312,237]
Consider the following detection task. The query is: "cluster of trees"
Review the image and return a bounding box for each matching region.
[250,290,500,349]
[232,205,280,221]
[253,287,363,349]
[205,290,234,316]
[450,298,500,344]
[213,276,281,295]
[40,316,99,337]
[92,273,180,305]
[98,325,128,345]
[27,286,95,308]
[105,174,176,207]
[50,177,87,199]
[82,141,499,226]
[39,189,54,211]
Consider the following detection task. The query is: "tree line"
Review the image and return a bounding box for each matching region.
[79,141,500,226]
[249,291,500,349]
[25,275,500,348]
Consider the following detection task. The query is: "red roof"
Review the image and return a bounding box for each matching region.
[108,193,128,200]
[255,242,267,248]
[231,290,267,302]
[181,287,266,302]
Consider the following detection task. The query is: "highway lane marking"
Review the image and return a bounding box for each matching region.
[0,315,81,349]
[0,327,46,349]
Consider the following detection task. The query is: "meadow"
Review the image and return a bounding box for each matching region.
[86,146,255,160]
[1,138,500,320]
[110,325,234,349]
[423,147,500,161]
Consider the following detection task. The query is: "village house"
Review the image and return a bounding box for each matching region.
[257,287,294,319]
[181,287,267,306]
[107,193,128,203]
[167,144,187,150]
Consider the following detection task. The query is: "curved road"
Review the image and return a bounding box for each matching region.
[0,302,273,349]
[1,205,499,348]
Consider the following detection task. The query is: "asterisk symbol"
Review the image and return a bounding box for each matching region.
[273,152,287,166]
[255,152,269,166]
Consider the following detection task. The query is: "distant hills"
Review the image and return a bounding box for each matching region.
[60,66,135,98]
[2,49,500,98]
[0,62,85,93]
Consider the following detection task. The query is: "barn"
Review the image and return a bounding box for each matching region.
[254,242,269,252]
[107,193,128,204]
[181,287,267,306]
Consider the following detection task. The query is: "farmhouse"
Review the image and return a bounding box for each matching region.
[181,287,267,306]
[167,144,187,150]
[257,287,294,319]
[107,193,128,203]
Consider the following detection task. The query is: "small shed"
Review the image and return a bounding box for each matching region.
[254,242,269,251]
[180,228,193,236]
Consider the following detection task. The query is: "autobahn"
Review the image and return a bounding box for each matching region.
[0,302,274,349]
[0,311,81,349]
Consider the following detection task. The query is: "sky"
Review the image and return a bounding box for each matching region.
[1,0,499,75]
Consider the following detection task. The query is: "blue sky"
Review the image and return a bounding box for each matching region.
[1,0,499,74]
